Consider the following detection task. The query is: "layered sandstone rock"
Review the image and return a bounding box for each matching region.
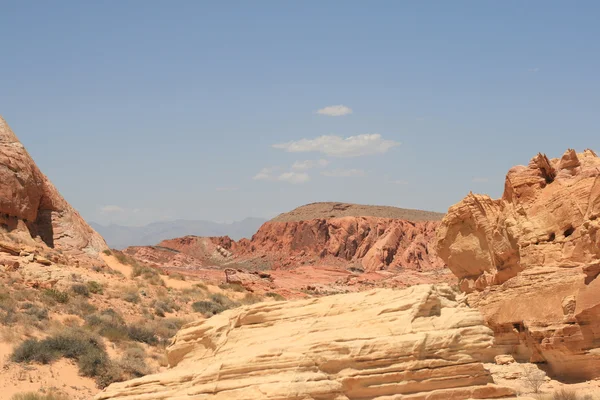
[0,116,107,259]
[96,284,514,400]
[437,149,600,381]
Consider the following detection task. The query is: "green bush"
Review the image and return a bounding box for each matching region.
[87,281,104,294]
[210,293,238,308]
[102,249,112,256]
[265,292,285,301]
[71,284,90,297]
[241,293,262,305]
[42,289,69,304]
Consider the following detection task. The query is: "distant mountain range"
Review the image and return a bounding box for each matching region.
[90,218,267,249]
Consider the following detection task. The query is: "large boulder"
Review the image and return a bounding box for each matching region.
[96,284,513,400]
[0,116,107,258]
[437,149,600,381]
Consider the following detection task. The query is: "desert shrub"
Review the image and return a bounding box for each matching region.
[240,293,262,305]
[0,289,16,311]
[218,283,246,292]
[169,272,186,281]
[102,249,112,256]
[71,283,90,297]
[523,364,546,394]
[117,346,150,379]
[42,289,69,304]
[66,298,97,317]
[21,303,48,321]
[123,291,141,304]
[11,391,71,400]
[127,325,158,345]
[210,293,237,307]
[193,282,208,290]
[552,389,580,400]
[148,318,187,343]
[11,327,123,387]
[265,292,285,301]
[85,309,129,342]
[87,281,104,294]
[192,301,226,316]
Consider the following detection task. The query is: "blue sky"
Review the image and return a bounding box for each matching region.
[2,1,599,225]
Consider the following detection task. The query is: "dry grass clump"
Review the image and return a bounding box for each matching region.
[11,391,71,400]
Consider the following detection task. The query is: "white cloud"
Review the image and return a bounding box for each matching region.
[278,171,310,184]
[100,205,124,213]
[316,105,352,117]
[291,159,330,170]
[321,169,366,178]
[253,167,278,181]
[391,179,409,185]
[216,187,239,192]
[253,167,310,184]
[273,134,400,157]
[472,177,489,183]
[528,68,541,73]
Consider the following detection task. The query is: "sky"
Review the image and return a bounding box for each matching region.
[2,1,600,226]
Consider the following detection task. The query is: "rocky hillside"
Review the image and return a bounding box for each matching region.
[0,116,107,262]
[437,149,600,381]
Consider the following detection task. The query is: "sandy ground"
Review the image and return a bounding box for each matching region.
[0,340,96,400]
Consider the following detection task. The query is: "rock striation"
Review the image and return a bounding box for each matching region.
[0,116,107,259]
[436,149,600,381]
[96,284,514,400]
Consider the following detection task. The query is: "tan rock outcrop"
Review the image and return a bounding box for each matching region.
[0,116,107,259]
[436,149,600,381]
[96,284,514,400]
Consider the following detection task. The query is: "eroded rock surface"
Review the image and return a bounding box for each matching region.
[97,284,513,400]
[437,149,600,381]
[0,116,107,259]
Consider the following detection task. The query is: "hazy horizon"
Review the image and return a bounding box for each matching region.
[2,2,599,226]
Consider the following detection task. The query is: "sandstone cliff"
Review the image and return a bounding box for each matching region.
[96,284,514,400]
[0,116,107,259]
[437,149,600,381]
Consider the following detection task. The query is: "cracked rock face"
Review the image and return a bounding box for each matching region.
[0,116,107,258]
[437,149,600,381]
[96,284,514,400]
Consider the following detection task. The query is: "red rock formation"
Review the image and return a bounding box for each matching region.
[0,116,107,259]
[237,217,444,273]
[437,149,600,381]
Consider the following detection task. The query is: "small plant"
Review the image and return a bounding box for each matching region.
[552,389,580,400]
[169,272,186,281]
[523,364,546,394]
[240,292,262,305]
[127,325,158,345]
[87,281,104,294]
[85,309,129,342]
[71,283,90,297]
[123,291,141,304]
[42,289,69,304]
[218,283,246,292]
[11,391,71,400]
[191,301,226,316]
[21,303,48,321]
[117,346,151,379]
[102,249,112,255]
[265,292,285,301]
